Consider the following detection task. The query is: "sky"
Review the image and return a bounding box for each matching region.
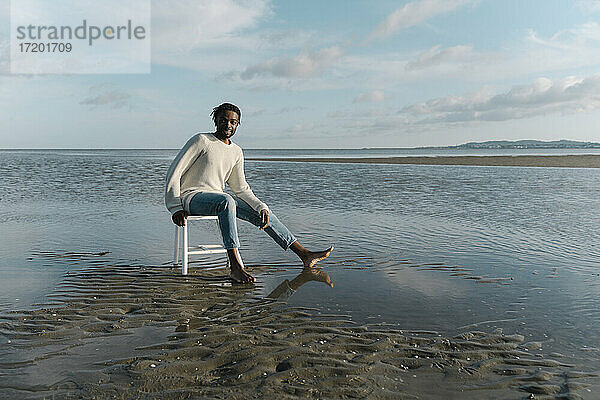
[1,0,600,149]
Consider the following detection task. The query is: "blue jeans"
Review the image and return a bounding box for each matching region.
[188,192,297,250]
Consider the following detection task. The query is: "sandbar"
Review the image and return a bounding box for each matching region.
[248,154,600,168]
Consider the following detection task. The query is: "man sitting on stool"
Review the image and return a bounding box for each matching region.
[165,103,333,283]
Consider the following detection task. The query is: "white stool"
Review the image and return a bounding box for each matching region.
[173,216,228,275]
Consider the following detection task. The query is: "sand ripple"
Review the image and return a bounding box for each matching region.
[0,264,597,399]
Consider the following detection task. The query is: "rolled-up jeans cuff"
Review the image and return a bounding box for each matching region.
[282,236,297,250]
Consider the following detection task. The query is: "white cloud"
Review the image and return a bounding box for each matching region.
[368,0,472,40]
[575,0,600,14]
[353,90,389,103]
[0,0,273,74]
[289,121,315,132]
[217,0,474,87]
[333,20,600,92]
[406,44,473,70]
[80,85,131,109]
[239,45,343,80]
[151,0,273,71]
[152,0,271,51]
[400,74,600,124]
[527,22,600,49]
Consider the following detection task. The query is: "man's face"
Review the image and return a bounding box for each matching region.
[215,110,240,139]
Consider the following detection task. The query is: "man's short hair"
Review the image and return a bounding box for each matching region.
[211,103,241,125]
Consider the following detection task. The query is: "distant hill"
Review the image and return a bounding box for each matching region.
[362,139,600,151]
[438,140,600,149]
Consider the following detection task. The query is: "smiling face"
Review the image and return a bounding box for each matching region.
[214,110,240,142]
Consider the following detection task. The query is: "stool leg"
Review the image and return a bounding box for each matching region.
[173,226,180,266]
[182,221,189,275]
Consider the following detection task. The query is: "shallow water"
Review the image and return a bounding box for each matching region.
[1,149,600,397]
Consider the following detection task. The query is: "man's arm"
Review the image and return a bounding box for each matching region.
[227,154,269,220]
[165,135,202,224]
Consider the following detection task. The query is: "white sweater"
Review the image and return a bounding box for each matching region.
[165,133,268,215]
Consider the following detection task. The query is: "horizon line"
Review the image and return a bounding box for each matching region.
[2,139,599,152]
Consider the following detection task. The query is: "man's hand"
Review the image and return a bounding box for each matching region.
[172,210,188,227]
[259,209,270,230]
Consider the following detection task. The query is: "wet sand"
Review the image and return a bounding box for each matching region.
[248,154,600,168]
[1,262,594,399]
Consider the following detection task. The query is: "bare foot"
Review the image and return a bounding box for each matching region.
[300,246,334,268]
[229,265,255,284]
[227,248,255,284]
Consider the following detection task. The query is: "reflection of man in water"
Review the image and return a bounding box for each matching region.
[165,103,333,283]
[267,267,333,301]
[176,268,333,332]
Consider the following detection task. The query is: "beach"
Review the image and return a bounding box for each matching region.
[0,263,583,399]
[5,0,600,396]
[1,149,600,399]
[248,154,600,168]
